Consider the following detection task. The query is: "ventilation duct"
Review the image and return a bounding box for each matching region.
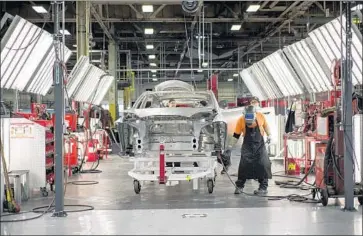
[181,1,200,14]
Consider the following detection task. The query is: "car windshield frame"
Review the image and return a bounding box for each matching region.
[133,91,216,109]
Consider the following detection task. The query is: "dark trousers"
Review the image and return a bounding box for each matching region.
[235,178,268,190]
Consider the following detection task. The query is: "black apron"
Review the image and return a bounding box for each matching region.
[238,121,272,180]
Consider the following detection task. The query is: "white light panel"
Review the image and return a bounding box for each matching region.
[74,65,104,102]
[0,15,72,95]
[240,69,265,101]
[66,56,91,98]
[91,75,115,105]
[309,16,362,86]
[251,63,277,99]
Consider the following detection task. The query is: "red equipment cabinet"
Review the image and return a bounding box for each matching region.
[52,113,77,132]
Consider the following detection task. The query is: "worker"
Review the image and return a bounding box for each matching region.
[226,97,272,195]
[168,99,177,108]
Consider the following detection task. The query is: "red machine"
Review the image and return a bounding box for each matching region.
[51,113,77,132]
[313,60,363,206]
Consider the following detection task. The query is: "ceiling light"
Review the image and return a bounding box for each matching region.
[202,62,208,67]
[195,35,206,39]
[231,24,241,31]
[152,74,156,77]
[151,70,157,73]
[146,44,154,49]
[233,73,239,77]
[59,29,71,35]
[246,4,260,12]
[149,55,156,59]
[144,28,154,34]
[351,4,363,11]
[150,63,157,67]
[142,5,154,12]
[228,78,234,82]
[72,44,77,48]
[197,69,203,72]
[152,78,158,81]
[32,6,48,13]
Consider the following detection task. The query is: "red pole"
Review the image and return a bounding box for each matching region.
[159,144,166,184]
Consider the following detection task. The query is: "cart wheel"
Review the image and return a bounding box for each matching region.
[311,189,316,200]
[207,179,214,194]
[320,189,329,206]
[358,197,363,206]
[133,180,141,194]
[40,188,48,197]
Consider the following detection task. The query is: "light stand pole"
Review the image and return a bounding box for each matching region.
[342,1,355,212]
[52,0,67,217]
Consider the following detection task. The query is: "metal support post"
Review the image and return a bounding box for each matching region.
[108,39,118,121]
[342,1,355,212]
[52,1,67,217]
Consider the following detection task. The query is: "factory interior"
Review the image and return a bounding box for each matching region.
[0,0,363,235]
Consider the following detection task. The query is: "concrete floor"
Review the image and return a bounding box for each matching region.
[1,153,362,235]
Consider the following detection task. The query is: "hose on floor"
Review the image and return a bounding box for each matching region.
[217,152,320,203]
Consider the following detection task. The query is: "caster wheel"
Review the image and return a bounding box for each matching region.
[358,197,363,206]
[41,190,48,197]
[320,189,329,206]
[133,180,141,194]
[207,179,214,194]
[311,189,316,200]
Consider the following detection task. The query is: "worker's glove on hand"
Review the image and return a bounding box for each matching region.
[266,136,271,144]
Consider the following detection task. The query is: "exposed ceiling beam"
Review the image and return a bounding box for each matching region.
[90,4,114,41]
[314,1,326,13]
[242,1,316,57]
[150,4,167,18]
[128,4,143,18]
[26,17,283,23]
[269,1,279,8]
[223,3,239,19]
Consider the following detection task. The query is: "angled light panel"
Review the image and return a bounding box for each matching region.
[91,75,115,105]
[66,55,91,97]
[240,69,266,101]
[0,15,72,95]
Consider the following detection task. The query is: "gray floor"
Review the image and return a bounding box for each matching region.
[1,153,362,235]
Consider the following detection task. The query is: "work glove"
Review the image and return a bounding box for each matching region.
[266,136,271,144]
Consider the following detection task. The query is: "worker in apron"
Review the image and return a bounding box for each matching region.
[227,102,272,195]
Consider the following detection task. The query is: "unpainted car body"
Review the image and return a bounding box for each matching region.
[116,80,227,156]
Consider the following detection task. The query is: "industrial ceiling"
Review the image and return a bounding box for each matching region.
[1,1,350,81]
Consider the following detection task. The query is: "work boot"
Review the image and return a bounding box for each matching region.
[234,187,243,194]
[253,188,268,195]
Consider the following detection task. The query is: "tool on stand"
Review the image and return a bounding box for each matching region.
[0,138,20,213]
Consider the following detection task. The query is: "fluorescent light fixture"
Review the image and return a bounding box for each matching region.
[150,63,157,67]
[72,44,77,48]
[351,4,362,11]
[202,62,208,67]
[246,4,260,12]
[32,6,48,13]
[60,29,71,35]
[0,15,72,95]
[142,5,154,13]
[231,24,241,31]
[91,59,101,63]
[144,28,154,34]
[146,44,154,49]
[195,35,206,39]
[149,55,156,59]
[197,69,203,72]
[151,70,157,73]
[152,74,156,77]
[152,78,158,82]
[227,78,233,82]
[66,56,91,98]
[233,73,239,77]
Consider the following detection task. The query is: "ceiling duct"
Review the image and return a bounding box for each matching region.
[181,1,200,14]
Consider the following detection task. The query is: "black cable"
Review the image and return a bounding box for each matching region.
[32,204,94,214]
[68,180,99,185]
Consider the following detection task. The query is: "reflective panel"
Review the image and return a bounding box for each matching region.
[0,15,72,94]
[240,69,266,101]
[309,15,362,86]
[66,56,91,97]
